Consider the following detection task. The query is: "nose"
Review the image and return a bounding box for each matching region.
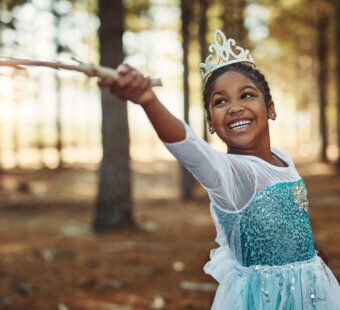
[227,101,244,115]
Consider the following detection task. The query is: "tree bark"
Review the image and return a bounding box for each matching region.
[180,0,194,200]
[93,0,133,233]
[317,16,328,162]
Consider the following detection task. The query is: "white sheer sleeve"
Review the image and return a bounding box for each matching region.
[163,122,256,211]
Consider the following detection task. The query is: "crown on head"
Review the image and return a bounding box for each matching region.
[199,29,255,82]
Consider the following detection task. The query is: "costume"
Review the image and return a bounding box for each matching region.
[164,122,340,310]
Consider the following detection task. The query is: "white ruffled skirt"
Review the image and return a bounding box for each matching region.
[204,246,340,310]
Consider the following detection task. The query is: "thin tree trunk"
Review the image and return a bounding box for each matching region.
[36,77,46,167]
[221,0,231,37]
[51,0,63,169]
[13,93,19,168]
[55,73,63,168]
[0,27,2,172]
[335,1,340,170]
[221,0,246,44]
[317,16,328,162]
[93,0,133,233]
[198,0,208,142]
[181,0,194,200]
[235,0,246,44]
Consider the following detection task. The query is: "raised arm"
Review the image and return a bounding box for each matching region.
[98,64,185,143]
[98,64,238,210]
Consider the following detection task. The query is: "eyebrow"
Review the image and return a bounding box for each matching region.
[238,85,257,92]
[210,90,226,101]
[210,85,257,101]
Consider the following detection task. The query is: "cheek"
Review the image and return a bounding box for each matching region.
[210,104,226,117]
[211,110,225,126]
[252,101,268,118]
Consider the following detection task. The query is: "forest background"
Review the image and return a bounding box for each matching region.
[0,0,339,309]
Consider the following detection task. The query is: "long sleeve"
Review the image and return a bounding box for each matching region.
[163,122,237,210]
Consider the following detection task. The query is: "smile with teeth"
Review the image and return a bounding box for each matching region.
[228,119,253,130]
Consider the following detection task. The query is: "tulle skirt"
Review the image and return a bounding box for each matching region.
[204,246,340,310]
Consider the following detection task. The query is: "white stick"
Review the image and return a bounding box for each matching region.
[0,57,162,87]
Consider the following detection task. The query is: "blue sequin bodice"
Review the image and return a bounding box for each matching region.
[213,179,315,267]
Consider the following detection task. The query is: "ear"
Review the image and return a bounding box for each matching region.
[267,101,276,120]
[206,117,215,134]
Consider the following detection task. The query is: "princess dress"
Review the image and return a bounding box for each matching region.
[205,180,340,309]
[164,123,340,310]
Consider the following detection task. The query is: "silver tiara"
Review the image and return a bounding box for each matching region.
[199,29,255,82]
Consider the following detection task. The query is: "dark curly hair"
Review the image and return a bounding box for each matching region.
[203,63,272,119]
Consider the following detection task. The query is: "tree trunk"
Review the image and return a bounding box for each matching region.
[335,1,340,170]
[198,0,208,142]
[221,0,246,44]
[13,92,19,168]
[235,0,246,44]
[52,0,63,169]
[180,0,194,200]
[93,0,133,233]
[221,0,231,37]
[317,16,328,162]
[55,73,63,168]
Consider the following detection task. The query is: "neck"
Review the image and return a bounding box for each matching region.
[228,143,287,168]
[227,135,283,166]
[228,146,272,160]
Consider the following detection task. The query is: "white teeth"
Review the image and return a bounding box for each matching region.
[229,120,252,129]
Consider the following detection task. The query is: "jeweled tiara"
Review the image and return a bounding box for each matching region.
[199,29,255,82]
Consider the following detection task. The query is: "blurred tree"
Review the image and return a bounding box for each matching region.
[335,0,340,170]
[1,0,76,168]
[51,0,64,169]
[93,0,133,232]
[221,0,246,44]
[234,0,247,44]
[180,0,195,200]
[12,73,20,167]
[317,13,329,162]
[198,0,209,141]
[256,0,333,162]
[50,0,87,169]
[0,0,27,171]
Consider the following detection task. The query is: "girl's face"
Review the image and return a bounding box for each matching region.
[207,70,276,152]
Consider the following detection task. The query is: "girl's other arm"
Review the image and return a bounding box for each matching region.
[98,64,185,143]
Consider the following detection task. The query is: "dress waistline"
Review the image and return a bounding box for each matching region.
[204,246,323,282]
[240,253,322,274]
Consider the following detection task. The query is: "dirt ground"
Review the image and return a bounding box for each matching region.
[0,161,339,310]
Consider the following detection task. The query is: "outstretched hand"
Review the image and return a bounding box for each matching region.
[98,64,157,107]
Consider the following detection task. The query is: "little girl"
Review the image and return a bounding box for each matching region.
[99,30,340,309]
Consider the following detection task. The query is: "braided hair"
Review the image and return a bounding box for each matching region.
[203,63,272,119]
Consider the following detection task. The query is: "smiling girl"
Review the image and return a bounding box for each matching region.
[99,30,340,309]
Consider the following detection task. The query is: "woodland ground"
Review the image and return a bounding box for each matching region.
[0,161,339,310]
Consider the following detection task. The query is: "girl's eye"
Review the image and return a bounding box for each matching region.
[214,99,227,106]
[242,93,253,99]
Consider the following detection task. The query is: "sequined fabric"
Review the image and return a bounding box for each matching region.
[212,179,315,267]
[206,179,340,309]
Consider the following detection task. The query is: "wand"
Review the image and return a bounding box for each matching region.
[0,56,162,87]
